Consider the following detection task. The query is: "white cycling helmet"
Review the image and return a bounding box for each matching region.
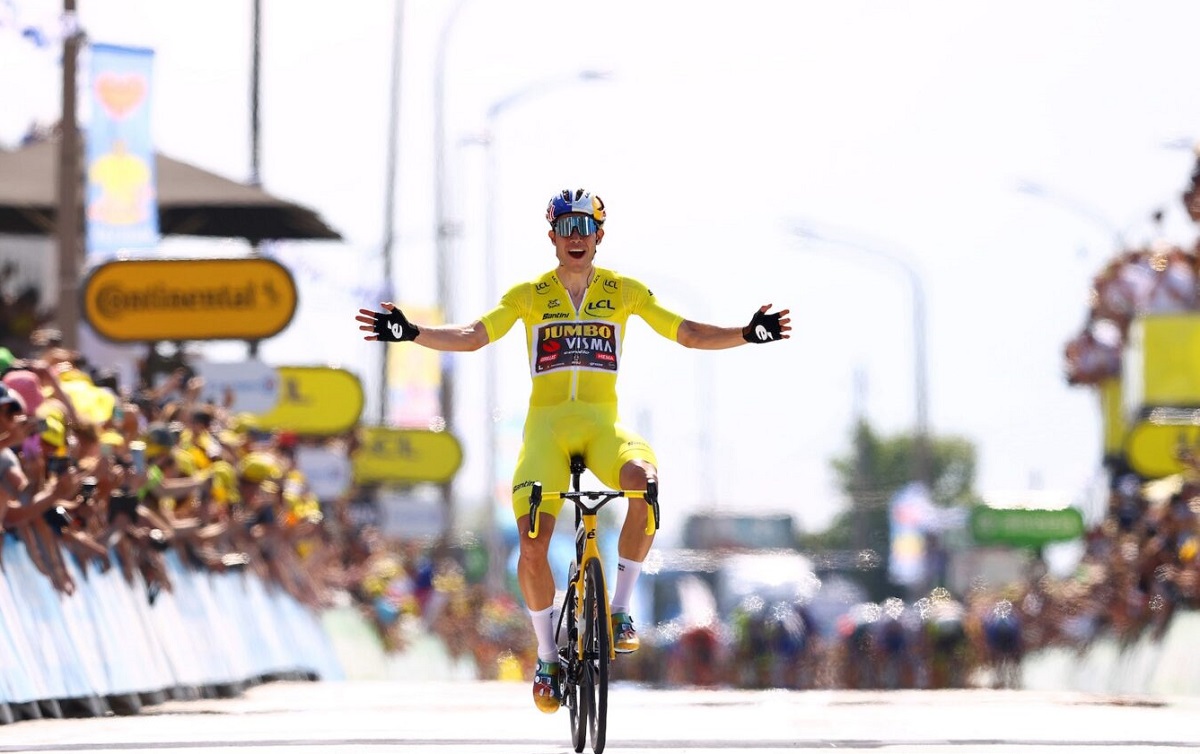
[545,188,606,226]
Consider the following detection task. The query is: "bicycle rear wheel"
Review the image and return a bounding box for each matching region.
[580,558,609,754]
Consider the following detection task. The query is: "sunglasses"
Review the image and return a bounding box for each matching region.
[553,215,598,238]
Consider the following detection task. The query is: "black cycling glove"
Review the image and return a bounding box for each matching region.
[371,307,420,342]
[742,308,783,344]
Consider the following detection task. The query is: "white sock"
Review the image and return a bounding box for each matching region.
[528,606,558,663]
[610,557,643,615]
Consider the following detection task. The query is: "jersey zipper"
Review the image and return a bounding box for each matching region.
[565,275,592,403]
[569,300,581,402]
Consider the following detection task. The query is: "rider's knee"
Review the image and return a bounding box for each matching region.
[517,521,554,562]
[619,459,656,490]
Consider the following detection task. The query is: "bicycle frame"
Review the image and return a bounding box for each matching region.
[529,477,659,659]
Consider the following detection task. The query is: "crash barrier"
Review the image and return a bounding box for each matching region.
[0,537,342,724]
[1022,611,1200,696]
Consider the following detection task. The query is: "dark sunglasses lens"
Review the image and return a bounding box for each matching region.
[555,216,595,237]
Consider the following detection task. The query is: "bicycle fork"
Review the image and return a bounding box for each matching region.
[573,512,614,662]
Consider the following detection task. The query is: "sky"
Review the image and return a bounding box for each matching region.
[3,0,1200,538]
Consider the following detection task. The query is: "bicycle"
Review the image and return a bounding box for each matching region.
[528,454,660,754]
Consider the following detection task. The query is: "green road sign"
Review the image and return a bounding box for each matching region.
[969,505,1084,548]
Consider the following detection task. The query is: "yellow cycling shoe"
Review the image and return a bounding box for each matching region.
[532,660,560,713]
[612,612,640,654]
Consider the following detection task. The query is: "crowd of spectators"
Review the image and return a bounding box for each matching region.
[1065,152,1200,387]
[0,290,542,684]
[1055,152,1200,655]
[0,326,360,615]
[1062,238,1200,386]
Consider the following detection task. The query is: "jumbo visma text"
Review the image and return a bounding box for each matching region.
[539,323,615,340]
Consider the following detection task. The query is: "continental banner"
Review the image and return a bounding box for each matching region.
[83,258,297,342]
[254,366,364,436]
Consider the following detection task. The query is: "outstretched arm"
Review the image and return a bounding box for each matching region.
[677,304,791,350]
[355,302,489,352]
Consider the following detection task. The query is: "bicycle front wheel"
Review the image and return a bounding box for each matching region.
[562,582,585,753]
[580,557,609,754]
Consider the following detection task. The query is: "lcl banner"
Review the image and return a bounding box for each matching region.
[85,43,158,258]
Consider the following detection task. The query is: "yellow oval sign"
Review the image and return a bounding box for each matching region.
[83,257,297,342]
[353,427,463,484]
[1125,417,1200,479]
[255,366,364,435]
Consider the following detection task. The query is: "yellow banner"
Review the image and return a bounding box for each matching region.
[83,258,297,342]
[1124,314,1200,414]
[1099,377,1125,458]
[255,366,364,435]
[353,427,463,484]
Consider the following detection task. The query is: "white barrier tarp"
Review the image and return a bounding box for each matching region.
[0,538,342,707]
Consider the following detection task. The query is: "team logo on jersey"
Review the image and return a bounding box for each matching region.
[533,320,619,374]
[535,281,551,295]
[548,298,561,308]
[603,279,618,292]
[542,312,569,320]
[583,299,615,317]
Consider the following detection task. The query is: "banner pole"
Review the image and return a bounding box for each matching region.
[56,0,83,350]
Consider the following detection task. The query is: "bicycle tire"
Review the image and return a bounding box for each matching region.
[581,557,609,754]
[562,582,585,753]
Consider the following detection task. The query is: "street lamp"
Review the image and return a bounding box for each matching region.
[788,221,931,486]
[431,0,472,537]
[1015,179,1127,254]
[468,70,610,591]
[377,0,405,423]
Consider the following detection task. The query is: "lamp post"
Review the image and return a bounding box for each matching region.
[55,0,83,351]
[789,222,931,486]
[469,70,609,591]
[431,0,471,538]
[378,0,406,423]
[1016,179,1127,254]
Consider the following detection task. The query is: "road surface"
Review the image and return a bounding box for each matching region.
[0,681,1196,753]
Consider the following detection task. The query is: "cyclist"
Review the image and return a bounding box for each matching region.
[356,188,790,712]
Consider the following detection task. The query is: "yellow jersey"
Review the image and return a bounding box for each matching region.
[480,267,683,408]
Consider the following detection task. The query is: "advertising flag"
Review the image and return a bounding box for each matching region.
[887,482,935,586]
[387,306,444,427]
[85,43,158,258]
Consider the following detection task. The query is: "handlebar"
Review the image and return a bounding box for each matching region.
[528,479,659,539]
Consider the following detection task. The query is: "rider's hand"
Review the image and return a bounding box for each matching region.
[356,303,420,342]
[742,305,790,344]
